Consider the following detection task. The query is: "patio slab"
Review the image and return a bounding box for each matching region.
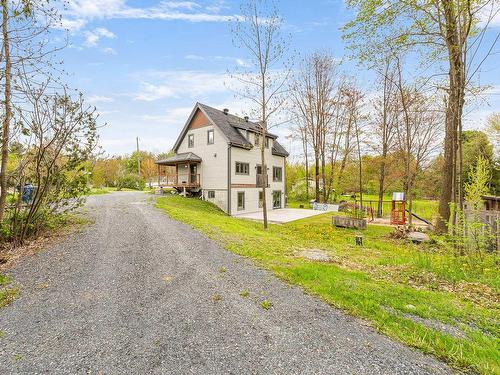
[233,208,327,223]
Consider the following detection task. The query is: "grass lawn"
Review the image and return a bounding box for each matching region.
[157,196,499,375]
[289,194,439,222]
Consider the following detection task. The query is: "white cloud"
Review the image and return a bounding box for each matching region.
[84,27,116,47]
[141,106,194,123]
[132,70,232,101]
[64,0,239,31]
[102,47,118,55]
[88,95,115,103]
[478,2,500,27]
[185,54,205,60]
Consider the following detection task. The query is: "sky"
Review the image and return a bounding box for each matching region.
[57,0,500,158]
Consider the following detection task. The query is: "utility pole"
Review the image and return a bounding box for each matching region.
[136,137,141,177]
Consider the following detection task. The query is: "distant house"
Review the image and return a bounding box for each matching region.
[155,103,289,215]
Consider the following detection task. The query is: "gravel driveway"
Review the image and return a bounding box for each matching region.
[0,192,453,374]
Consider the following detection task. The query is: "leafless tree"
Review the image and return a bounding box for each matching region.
[231,0,290,229]
[370,59,398,217]
[289,51,340,202]
[394,59,443,225]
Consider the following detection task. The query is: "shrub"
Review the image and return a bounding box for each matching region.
[116,174,145,191]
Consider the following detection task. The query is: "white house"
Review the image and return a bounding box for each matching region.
[155,102,289,215]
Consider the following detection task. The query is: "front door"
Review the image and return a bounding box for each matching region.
[272,191,281,209]
[190,164,198,184]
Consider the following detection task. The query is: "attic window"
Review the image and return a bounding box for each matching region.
[207,129,214,145]
[188,134,194,148]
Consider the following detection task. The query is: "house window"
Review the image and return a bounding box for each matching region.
[207,129,214,145]
[235,162,249,175]
[207,190,215,199]
[258,191,263,208]
[237,192,245,211]
[188,134,194,148]
[273,166,283,182]
[255,134,260,146]
[265,137,270,148]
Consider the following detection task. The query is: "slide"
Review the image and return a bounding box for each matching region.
[405,209,432,226]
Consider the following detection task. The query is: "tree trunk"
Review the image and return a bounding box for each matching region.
[436,0,465,234]
[0,0,11,222]
[314,155,320,202]
[303,136,309,201]
[377,151,387,218]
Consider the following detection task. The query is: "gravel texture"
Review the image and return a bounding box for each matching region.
[0,192,454,374]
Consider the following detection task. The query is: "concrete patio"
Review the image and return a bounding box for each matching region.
[233,208,327,223]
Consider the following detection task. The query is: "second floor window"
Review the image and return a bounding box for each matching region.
[207,129,214,145]
[235,162,249,175]
[255,134,260,146]
[188,134,194,148]
[273,166,283,182]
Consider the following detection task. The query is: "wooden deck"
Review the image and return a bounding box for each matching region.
[159,174,201,189]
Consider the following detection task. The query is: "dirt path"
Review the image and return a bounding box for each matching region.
[0,192,453,374]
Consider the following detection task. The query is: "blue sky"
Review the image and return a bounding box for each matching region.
[59,0,500,157]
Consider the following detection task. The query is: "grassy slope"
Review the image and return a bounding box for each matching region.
[157,196,499,375]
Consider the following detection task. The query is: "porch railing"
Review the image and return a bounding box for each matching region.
[160,174,200,187]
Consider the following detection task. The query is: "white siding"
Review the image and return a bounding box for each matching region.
[174,123,286,215]
[177,124,229,191]
[229,133,286,215]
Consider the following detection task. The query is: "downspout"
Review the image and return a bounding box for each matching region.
[227,144,231,215]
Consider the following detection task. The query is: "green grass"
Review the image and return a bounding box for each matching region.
[156,195,499,374]
[289,194,439,221]
[88,186,155,195]
[0,274,18,308]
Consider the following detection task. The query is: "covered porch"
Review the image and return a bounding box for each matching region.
[155,152,202,190]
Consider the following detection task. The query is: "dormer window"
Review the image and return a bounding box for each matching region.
[188,134,194,148]
[265,137,270,148]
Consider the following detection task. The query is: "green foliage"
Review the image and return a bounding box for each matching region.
[4,94,98,244]
[449,157,496,260]
[462,131,496,192]
[157,196,499,374]
[116,173,145,191]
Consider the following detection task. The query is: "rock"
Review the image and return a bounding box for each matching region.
[408,231,430,243]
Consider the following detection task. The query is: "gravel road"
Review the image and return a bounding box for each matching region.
[0,192,453,374]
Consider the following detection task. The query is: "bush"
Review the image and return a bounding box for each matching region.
[116,174,145,191]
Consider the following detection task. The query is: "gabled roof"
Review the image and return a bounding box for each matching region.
[155,152,202,165]
[172,102,288,157]
[272,141,289,157]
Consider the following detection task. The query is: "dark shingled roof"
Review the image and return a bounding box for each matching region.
[155,152,202,165]
[173,103,288,157]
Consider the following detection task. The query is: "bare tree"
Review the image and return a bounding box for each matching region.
[394,59,443,225]
[231,0,290,229]
[370,59,398,217]
[343,0,499,233]
[342,83,366,208]
[289,51,339,202]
